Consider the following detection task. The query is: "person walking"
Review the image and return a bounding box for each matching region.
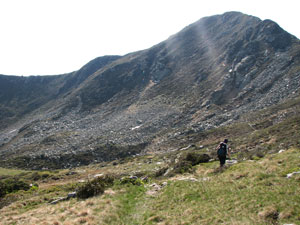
[216,139,230,168]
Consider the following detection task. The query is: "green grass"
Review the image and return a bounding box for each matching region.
[0,168,28,176]
[101,148,300,225]
[102,185,147,225]
[1,148,300,224]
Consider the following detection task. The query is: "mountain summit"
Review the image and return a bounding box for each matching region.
[0,12,299,169]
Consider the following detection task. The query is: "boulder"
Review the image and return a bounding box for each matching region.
[67,192,77,199]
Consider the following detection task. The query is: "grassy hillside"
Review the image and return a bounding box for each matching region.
[0,147,299,224]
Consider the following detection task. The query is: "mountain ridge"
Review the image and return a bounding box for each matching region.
[0,11,299,169]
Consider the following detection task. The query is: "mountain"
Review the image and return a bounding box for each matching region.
[0,11,299,169]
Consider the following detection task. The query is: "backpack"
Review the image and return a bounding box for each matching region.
[217,142,227,157]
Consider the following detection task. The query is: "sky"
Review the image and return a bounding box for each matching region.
[0,0,299,76]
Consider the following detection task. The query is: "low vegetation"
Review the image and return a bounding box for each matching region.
[0,146,299,224]
[76,174,115,199]
[0,178,30,198]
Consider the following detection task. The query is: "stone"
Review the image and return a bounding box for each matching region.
[94,173,104,178]
[67,192,77,199]
[188,178,198,182]
[202,177,210,181]
[180,144,196,151]
[161,182,168,187]
[49,197,67,205]
[177,177,199,182]
[286,171,300,179]
[227,159,238,165]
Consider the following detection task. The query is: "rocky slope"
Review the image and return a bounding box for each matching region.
[0,11,299,169]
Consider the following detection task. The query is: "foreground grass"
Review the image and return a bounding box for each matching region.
[144,162,300,224]
[0,148,300,224]
[104,148,300,225]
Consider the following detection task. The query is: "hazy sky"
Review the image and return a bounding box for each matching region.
[0,0,299,76]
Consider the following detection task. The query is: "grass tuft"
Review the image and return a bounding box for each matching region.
[76,174,115,199]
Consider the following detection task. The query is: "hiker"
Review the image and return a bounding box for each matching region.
[216,139,230,167]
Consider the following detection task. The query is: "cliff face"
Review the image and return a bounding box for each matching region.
[0,12,299,169]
